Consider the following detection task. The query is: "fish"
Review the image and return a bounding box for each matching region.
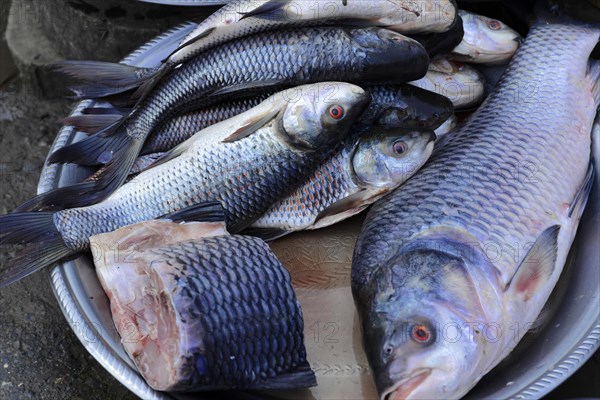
[433,114,457,139]
[247,126,436,240]
[61,84,452,158]
[52,0,456,103]
[92,219,315,391]
[410,58,486,109]
[351,22,599,400]
[37,27,429,209]
[0,82,369,287]
[410,15,465,59]
[448,10,522,65]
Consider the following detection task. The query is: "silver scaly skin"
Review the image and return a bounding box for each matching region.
[252,126,436,234]
[0,83,368,287]
[352,23,599,400]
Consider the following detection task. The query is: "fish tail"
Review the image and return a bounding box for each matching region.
[51,60,160,100]
[61,114,125,135]
[0,212,73,287]
[27,136,139,209]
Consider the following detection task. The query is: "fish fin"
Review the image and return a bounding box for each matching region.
[130,63,171,107]
[61,114,124,134]
[209,79,284,98]
[240,227,291,242]
[82,106,130,116]
[589,60,600,107]
[238,0,291,20]
[160,201,226,223]
[162,27,217,63]
[48,124,130,166]
[51,61,157,99]
[129,153,164,175]
[0,212,74,287]
[250,363,317,389]
[141,141,189,170]
[313,190,375,228]
[506,225,560,300]
[222,109,280,143]
[568,162,594,219]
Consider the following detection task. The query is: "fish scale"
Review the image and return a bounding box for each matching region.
[138,235,312,390]
[53,125,321,251]
[353,23,599,289]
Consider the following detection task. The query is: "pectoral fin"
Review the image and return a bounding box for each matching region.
[209,79,284,98]
[313,190,376,229]
[161,201,226,224]
[568,162,594,219]
[506,225,560,301]
[222,109,280,143]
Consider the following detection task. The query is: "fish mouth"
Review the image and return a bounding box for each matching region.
[381,368,432,400]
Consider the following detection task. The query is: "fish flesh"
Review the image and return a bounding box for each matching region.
[249,126,436,239]
[92,220,315,391]
[410,58,486,109]
[39,27,429,209]
[0,83,369,287]
[352,22,599,400]
[52,0,456,102]
[449,10,521,65]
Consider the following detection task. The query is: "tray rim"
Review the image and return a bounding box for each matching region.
[37,17,600,400]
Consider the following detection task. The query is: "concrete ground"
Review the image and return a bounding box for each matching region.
[0,1,599,399]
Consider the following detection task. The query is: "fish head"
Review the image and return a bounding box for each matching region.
[350,28,429,82]
[351,127,435,190]
[281,82,370,150]
[358,247,497,400]
[376,89,454,130]
[455,10,522,64]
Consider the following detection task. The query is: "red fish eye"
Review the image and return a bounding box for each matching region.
[487,20,502,30]
[328,105,345,120]
[393,141,408,155]
[412,324,432,344]
[416,120,428,128]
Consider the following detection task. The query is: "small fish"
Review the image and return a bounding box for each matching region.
[449,10,522,65]
[39,27,429,209]
[51,0,456,103]
[248,126,436,240]
[410,58,486,109]
[62,84,451,158]
[0,83,369,287]
[352,21,599,400]
[92,219,315,391]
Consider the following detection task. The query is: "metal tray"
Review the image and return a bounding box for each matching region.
[39,22,600,400]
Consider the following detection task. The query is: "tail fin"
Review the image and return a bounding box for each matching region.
[0,212,73,287]
[61,114,124,135]
[51,60,159,100]
[48,121,127,166]
[21,135,140,209]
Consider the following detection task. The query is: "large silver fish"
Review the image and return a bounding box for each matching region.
[92,220,315,391]
[249,126,436,239]
[0,83,369,287]
[52,0,456,102]
[352,22,599,400]
[38,27,429,209]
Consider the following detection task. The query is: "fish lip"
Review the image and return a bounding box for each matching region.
[380,368,432,400]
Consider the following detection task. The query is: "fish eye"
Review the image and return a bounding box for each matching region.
[416,120,428,128]
[411,324,433,345]
[328,105,345,120]
[487,20,502,30]
[393,140,408,155]
[383,345,394,358]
